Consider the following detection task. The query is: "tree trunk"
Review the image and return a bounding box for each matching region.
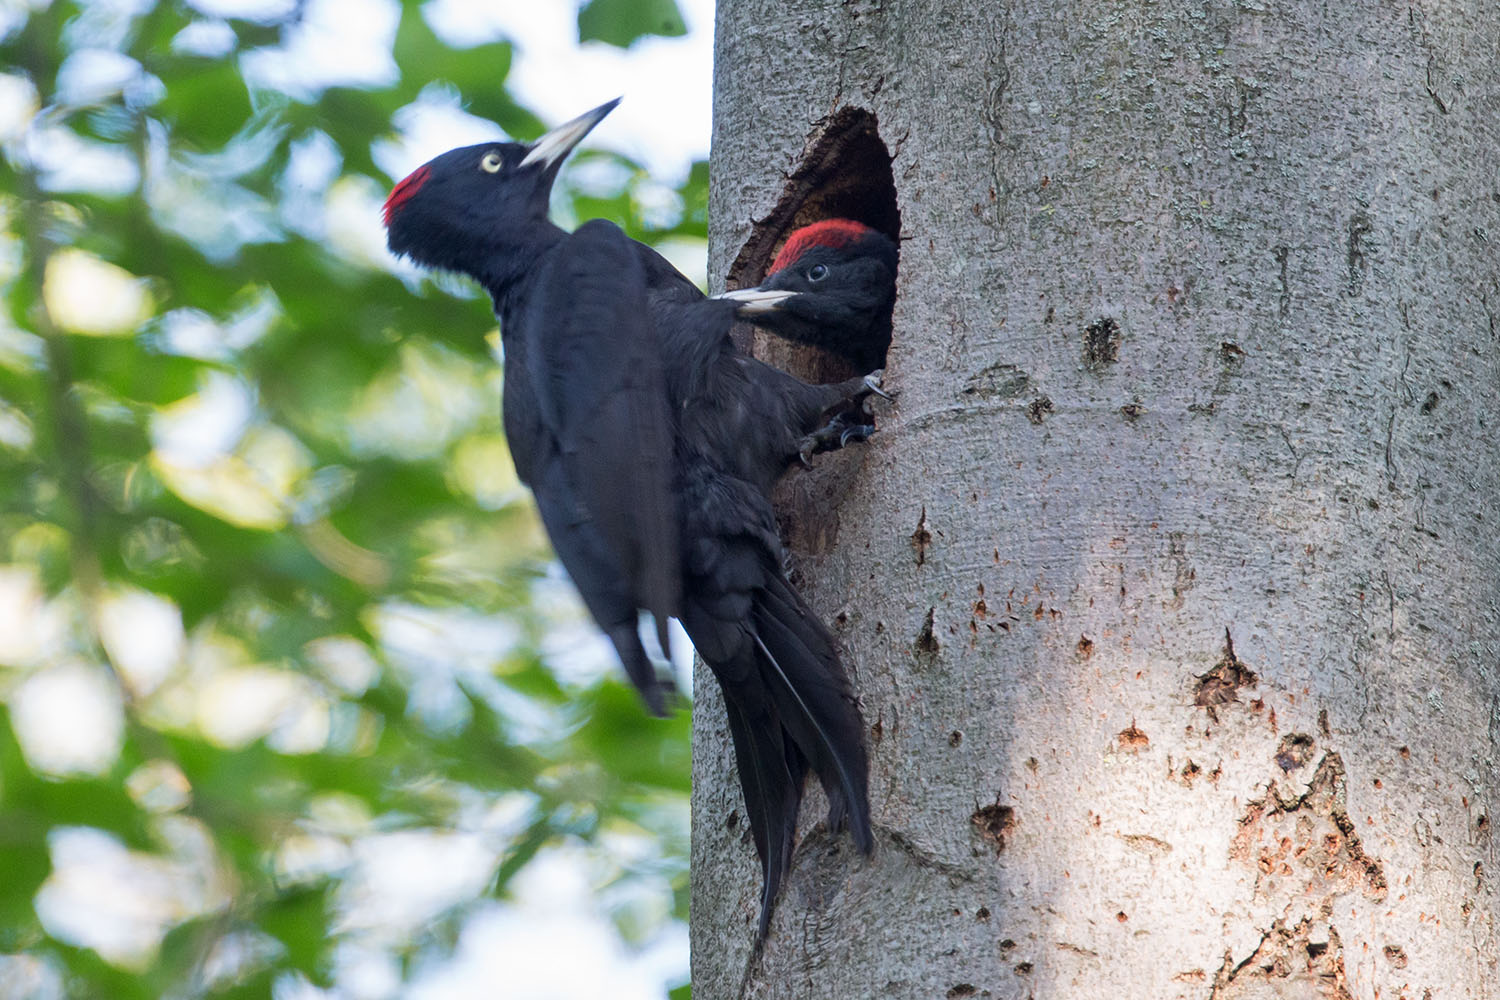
[694,1,1500,997]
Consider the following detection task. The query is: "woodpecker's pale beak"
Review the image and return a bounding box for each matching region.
[715,288,800,314]
[521,97,622,169]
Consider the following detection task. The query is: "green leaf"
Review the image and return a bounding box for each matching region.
[0,711,150,848]
[391,9,536,136]
[130,5,201,70]
[578,0,687,47]
[0,836,48,952]
[66,337,203,407]
[228,19,286,50]
[299,89,398,177]
[47,942,154,1000]
[153,61,253,148]
[260,884,335,980]
[571,682,691,792]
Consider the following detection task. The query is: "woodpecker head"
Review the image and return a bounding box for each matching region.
[383,98,619,281]
[718,219,898,369]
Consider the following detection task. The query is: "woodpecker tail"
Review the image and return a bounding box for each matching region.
[719,687,804,941]
[752,570,872,846]
[680,466,872,940]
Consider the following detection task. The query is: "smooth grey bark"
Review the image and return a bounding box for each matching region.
[694,2,1500,997]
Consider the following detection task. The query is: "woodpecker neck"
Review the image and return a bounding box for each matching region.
[466,219,566,304]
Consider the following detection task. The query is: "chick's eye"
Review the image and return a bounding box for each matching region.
[807,264,829,282]
[480,151,504,173]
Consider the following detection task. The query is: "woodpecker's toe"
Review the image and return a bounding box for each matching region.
[839,423,876,448]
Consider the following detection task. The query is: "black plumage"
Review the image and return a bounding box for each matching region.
[383,100,875,939]
[719,218,899,371]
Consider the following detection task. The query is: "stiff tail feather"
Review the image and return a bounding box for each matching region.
[720,694,802,941]
[751,575,873,852]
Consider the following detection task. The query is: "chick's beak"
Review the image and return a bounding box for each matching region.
[714,287,801,315]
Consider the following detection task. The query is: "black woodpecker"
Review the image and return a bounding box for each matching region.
[383,100,875,941]
[720,218,898,371]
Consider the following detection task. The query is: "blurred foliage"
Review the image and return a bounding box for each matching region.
[0,0,700,997]
[579,0,687,47]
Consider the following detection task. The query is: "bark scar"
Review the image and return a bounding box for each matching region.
[1193,628,1258,722]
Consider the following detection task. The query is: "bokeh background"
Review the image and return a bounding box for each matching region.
[0,1,712,996]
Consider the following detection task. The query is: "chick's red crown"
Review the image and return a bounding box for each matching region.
[768,219,875,274]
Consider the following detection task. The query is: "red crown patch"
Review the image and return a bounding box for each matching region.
[768,219,874,274]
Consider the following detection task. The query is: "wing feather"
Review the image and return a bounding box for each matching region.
[523,219,681,636]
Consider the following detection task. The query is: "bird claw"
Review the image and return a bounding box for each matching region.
[860,370,892,400]
[794,370,888,467]
[839,423,875,448]
[796,431,830,465]
[798,411,877,464]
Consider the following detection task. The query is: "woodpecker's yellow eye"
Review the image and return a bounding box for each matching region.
[480,151,504,173]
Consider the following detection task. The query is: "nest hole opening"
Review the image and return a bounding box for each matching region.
[728,107,900,385]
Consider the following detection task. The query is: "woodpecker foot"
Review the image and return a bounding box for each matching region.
[860,369,891,401]
[798,410,876,465]
[839,423,876,447]
[797,369,890,465]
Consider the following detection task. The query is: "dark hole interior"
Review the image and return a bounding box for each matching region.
[727,107,900,385]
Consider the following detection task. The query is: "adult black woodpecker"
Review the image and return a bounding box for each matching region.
[382,100,873,940]
[719,218,899,371]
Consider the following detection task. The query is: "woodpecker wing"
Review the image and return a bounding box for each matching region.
[526,449,669,713]
[522,218,681,650]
